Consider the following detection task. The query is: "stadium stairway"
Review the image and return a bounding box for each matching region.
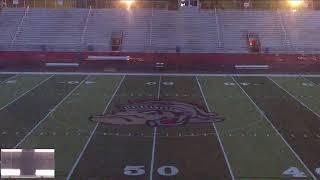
[148,9,178,52]
[12,8,87,51]
[176,7,220,53]
[85,9,127,51]
[0,8,25,50]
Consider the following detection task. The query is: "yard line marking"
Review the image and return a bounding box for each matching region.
[157,76,161,99]
[196,76,235,180]
[66,75,126,179]
[14,75,90,149]
[232,76,317,180]
[0,75,54,112]
[67,122,99,179]
[150,127,157,180]
[2,72,320,78]
[149,76,161,180]
[0,74,19,85]
[268,77,320,119]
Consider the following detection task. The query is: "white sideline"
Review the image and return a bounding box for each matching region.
[0,74,19,84]
[1,71,320,77]
[66,75,126,179]
[268,77,320,119]
[196,76,235,180]
[14,75,90,148]
[149,75,161,180]
[231,76,317,180]
[0,75,54,112]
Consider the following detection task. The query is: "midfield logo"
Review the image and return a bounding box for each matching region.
[89,100,224,127]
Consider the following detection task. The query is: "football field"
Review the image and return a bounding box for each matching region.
[0,73,320,179]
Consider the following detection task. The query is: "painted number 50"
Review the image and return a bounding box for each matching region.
[124,165,179,176]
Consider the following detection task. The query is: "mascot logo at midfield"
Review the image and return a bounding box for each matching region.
[89,100,224,127]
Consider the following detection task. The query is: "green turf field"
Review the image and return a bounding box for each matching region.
[0,73,320,180]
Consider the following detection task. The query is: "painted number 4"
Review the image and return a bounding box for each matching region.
[124,166,145,176]
[282,167,306,178]
[302,82,314,87]
[124,165,179,176]
[224,82,250,86]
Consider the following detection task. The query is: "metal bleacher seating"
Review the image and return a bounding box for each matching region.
[281,10,320,53]
[219,10,285,53]
[0,8,25,50]
[0,7,319,53]
[176,7,220,53]
[85,9,151,52]
[85,9,127,51]
[148,9,178,52]
[12,8,87,51]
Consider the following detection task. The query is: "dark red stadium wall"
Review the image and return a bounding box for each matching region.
[0,51,319,67]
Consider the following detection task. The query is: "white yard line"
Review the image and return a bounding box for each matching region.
[196,76,235,180]
[149,126,157,180]
[66,122,98,180]
[157,76,161,99]
[268,77,320,119]
[66,75,126,180]
[149,75,161,180]
[0,75,54,112]
[14,75,90,148]
[232,76,316,180]
[1,71,320,77]
[0,74,19,84]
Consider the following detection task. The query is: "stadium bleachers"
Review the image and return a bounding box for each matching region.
[0,7,320,53]
[12,8,87,51]
[219,10,285,53]
[149,9,178,52]
[85,9,127,51]
[0,8,25,49]
[281,10,320,53]
[176,8,220,53]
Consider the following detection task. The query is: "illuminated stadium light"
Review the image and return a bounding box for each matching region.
[120,0,135,10]
[35,169,55,177]
[34,149,54,153]
[288,0,303,7]
[1,169,21,176]
[1,149,22,152]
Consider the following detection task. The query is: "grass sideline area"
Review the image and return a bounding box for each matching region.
[0,73,319,179]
